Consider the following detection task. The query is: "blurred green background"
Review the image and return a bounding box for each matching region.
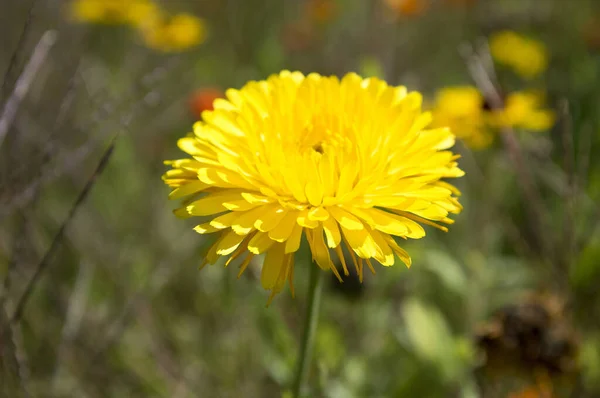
[2,0,600,397]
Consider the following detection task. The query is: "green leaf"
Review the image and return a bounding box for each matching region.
[423,251,467,296]
[400,299,474,383]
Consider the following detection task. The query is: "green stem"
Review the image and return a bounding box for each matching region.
[291,263,323,398]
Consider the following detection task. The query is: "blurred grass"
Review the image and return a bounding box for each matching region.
[2,0,600,397]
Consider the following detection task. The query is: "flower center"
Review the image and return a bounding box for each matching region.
[295,115,353,156]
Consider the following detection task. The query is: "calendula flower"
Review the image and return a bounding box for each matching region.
[69,0,158,26]
[384,0,429,17]
[163,71,464,302]
[489,31,548,79]
[189,88,224,119]
[490,91,555,131]
[430,86,493,149]
[140,12,206,52]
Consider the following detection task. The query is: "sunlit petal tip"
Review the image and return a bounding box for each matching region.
[194,223,220,234]
[173,207,192,219]
[307,207,330,221]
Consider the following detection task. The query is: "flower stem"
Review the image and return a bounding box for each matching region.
[291,263,323,398]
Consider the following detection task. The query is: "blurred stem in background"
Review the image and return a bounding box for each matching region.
[291,262,323,398]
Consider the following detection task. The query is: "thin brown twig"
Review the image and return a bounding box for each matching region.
[0,0,40,103]
[459,144,537,261]
[10,136,118,324]
[0,30,58,148]
[0,56,187,222]
[461,41,554,271]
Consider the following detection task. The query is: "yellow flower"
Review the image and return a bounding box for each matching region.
[140,12,206,52]
[430,86,493,149]
[491,91,555,131]
[489,31,548,79]
[163,72,464,303]
[70,0,158,26]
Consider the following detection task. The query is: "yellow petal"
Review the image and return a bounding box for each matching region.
[307,227,331,270]
[328,206,364,230]
[261,243,286,289]
[305,170,324,206]
[248,232,276,254]
[177,136,203,155]
[168,181,209,200]
[231,205,272,235]
[367,228,395,266]
[241,192,274,204]
[322,216,341,248]
[215,230,246,255]
[285,224,303,254]
[194,222,220,234]
[210,212,239,229]
[297,210,319,228]
[269,211,299,242]
[222,199,259,211]
[385,236,411,268]
[307,206,329,221]
[187,192,243,216]
[255,206,288,232]
[352,208,426,239]
[198,168,254,189]
[340,224,378,259]
[204,110,246,137]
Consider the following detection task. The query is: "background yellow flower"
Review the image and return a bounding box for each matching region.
[70,0,157,26]
[140,12,207,52]
[431,86,494,149]
[490,91,555,131]
[490,31,548,79]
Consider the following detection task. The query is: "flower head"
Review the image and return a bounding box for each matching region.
[490,91,555,131]
[141,12,206,52]
[69,0,158,26]
[489,31,548,79]
[163,71,464,302]
[430,86,493,149]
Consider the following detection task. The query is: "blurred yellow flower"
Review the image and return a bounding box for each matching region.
[430,86,493,149]
[491,91,555,131]
[140,12,207,52]
[70,0,158,26]
[163,71,464,302]
[489,31,548,79]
